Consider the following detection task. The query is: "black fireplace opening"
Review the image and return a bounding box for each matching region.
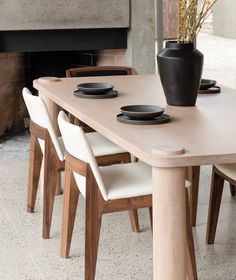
[0,28,127,138]
[24,50,96,93]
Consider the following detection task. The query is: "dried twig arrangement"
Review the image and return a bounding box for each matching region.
[178,0,218,43]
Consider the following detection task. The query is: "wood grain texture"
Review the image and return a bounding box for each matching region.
[190,166,200,227]
[186,189,197,280]
[128,209,140,233]
[27,133,43,213]
[0,53,27,138]
[163,0,178,39]
[61,153,153,279]
[206,166,225,244]
[43,130,63,239]
[60,162,79,259]
[28,122,65,239]
[207,166,236,244]
[66,66,134,77]
[34,74,236,168]
[153,166,186,280]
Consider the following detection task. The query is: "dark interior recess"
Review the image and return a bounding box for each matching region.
[24,51,96,92]
[0,28,127,52]
[0,27,128,137]
[12,28,128,92]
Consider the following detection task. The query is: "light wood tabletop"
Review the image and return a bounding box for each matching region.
[34,74,236,280]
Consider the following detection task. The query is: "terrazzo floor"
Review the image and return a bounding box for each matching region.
[1,32,236,279]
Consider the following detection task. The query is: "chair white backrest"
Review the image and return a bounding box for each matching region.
[57,111,108,200]
[22,87,64,161]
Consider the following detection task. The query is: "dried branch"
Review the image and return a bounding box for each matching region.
[177,0,218,43]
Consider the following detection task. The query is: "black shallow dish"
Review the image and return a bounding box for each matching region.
[74,89,118,99]
[77,82,113,94]
[120,105,165,120]
[199,86,221,94]
[117,114,170,125]
[200,79,217,90]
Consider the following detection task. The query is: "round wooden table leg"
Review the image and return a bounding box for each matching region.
[153,166,187,280]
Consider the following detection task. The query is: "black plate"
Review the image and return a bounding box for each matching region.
[77,83,113,94]
[199,86,221,94]
[120,105,165,120]
[74,89,118,99]
[117,113,170,125]
[200,79,217,90]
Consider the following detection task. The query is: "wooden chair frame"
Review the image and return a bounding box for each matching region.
[28,122,64,239]
[186,166,201,227]
[206,165,236,244]
[60,152,198,280]
[27,122,140,239]
[66,66,136,78]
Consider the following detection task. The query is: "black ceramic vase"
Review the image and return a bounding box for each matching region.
[157,41,203,106]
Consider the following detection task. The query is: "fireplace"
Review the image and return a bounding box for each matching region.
[0,0,156,139]
[0,1,130,138]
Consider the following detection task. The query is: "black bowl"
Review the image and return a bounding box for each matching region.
[77,83,113,94]
[200,79,216,90]
[120,105,165,120]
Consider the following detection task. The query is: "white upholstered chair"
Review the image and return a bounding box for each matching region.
[207,164,236,244]
[22,88,137,239]
[58,111,197,280]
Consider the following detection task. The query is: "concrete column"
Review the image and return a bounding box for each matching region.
[126,0,156,74]
[213,0,236,39]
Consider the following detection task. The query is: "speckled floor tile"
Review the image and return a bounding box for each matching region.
[1,156,236,279]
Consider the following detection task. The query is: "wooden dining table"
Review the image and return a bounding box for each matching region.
[34,74,236,280]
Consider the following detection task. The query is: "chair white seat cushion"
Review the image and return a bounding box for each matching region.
[38,132,126,161]
[86,132,127,156]
[74,161,192,200]
[58,110,191,201]
[215,164,236,181]
[101,161,152,200]
[74,161,152,199]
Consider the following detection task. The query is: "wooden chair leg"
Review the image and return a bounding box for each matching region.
[60,166,79,258]
[129,209,140,232]
[85,169,102,280]
[122,153,141,233]
[133,156,139,162]
[186,189,197,280]
[42,140,59,239]
[68,113,75,124]
[148,207,153,230]
[27,134,43,213]
[206,167,224,244]
[230,183,236,196]
[190,166,200,227]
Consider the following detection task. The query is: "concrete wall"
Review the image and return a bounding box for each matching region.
[126,0,156,74]
[0,0,130,30]
[0,0,156,74]
[213,0,236,38]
